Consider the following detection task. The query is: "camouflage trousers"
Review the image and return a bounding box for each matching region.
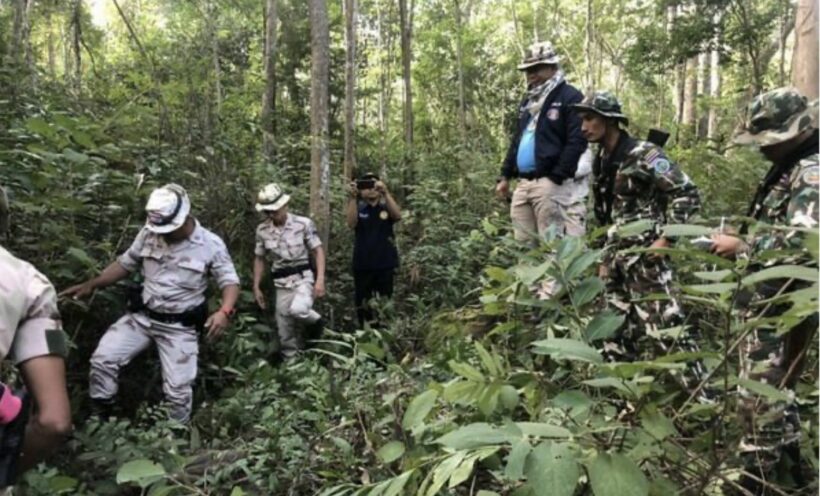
[602,253,709,397]
[275,276,320,358]
[89,312,198,422]
[736,312,816,487]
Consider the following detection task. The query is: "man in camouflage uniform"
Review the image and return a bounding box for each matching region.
[571,92,708,391]
[252,183,326,360]
[0,185,71,481]
[61,184,240,422]
[711,87,818,492]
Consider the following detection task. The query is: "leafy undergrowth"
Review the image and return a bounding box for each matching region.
[19,222,819,496]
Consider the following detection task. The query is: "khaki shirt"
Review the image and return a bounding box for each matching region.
[118,221,240,313]
[255,214,322,288]
[0,246,67,364]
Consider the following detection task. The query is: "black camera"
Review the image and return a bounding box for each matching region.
[356,179,376,190]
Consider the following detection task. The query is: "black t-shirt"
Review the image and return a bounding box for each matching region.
[353,201,399,271]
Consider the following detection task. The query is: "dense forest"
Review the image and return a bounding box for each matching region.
[0,0,818,494]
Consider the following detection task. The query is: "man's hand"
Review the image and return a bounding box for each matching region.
[375,180,388,195]
[711,234,746,258]
[347,181,358,199]
[205,311,230,341]
[648,237,670,260]
[495,179,509,200]
[253,286,267,310]
[58,280,96,300]
[314,279,326,299]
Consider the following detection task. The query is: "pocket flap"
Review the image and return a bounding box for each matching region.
[178,259,206,273]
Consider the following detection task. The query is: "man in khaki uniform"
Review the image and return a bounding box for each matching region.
[61,184,240,422]
[252,183,326,359]
[0,185,71,483]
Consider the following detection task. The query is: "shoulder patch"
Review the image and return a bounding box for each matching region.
[546,108,560,121]
[652,158,671,175]
[801,166,820,186]
[379,210,389,220]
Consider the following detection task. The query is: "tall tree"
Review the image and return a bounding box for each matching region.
[453,0,467,148]
[682,54,698,133]
[398,0,414,153]
[71,0,82,94]
[791,0,818,99]
[707,14,722,141]
[309,0,331,243]
[261,0,279,161]
[343,0,357,180]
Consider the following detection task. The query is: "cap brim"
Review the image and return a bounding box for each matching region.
[256,194,290,212]
[733,105,818,146]
[571,105,629,126]
[145,202,190,234]
[517,58,561,71]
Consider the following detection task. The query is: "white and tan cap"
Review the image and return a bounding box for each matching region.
[255,183,290,212]
[145,183,191,234]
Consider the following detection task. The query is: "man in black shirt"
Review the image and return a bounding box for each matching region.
[345,173,402,328]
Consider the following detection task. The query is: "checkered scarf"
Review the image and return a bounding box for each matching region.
[523,70,565,121]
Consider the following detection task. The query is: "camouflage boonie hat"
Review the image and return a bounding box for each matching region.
[517,41,561,71]
[734,87,819,146]
[571,91,629,126]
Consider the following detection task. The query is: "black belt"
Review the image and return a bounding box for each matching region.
[271,263,311,280]
[518,171,545,180]
[144,302,208,328]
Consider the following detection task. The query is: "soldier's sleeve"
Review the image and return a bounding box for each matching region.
[754,162,820,252]
[117,227,149,272]
[254,225,266,257]
[304,219,323,250]
[10,267,68,364]
[209,236,240,289]
[644,147,701,225]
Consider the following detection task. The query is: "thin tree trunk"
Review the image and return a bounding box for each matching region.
[399,0,414,152]
[309,0,331,244]
[682,54,698,136]
[707,14,721,141]
[262,0,278,160]
[697,52,709,139]
[207,1,223,116]
[584,0,594,94]
[11,0,33,70]
[453,0,467,148]
[791,0,819,99]
[343,0,357,180]
[46,2,56,78]
[73,0,82,94]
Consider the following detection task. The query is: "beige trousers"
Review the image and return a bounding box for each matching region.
[510,178,586,243]
[275,277,321,358]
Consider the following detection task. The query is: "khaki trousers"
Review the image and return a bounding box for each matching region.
[275,277,320,358]
[510,177,586,242]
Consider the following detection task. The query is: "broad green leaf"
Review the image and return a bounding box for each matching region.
[805,229,819,261]
[585,311,625,341]
[516,422,572,439]
[382,469,414,496]
[475,342,502,376]
[662,224,712,237]
[582,378,637,397]
[532,338,602,364]
[552,390,593,414]
[741,265,818,286]
[449,360,485,382]
[448,453,479,488]
[735,379,790,402]
[693,269,734,282]
[435,423,517,449]
[565,249,601,280]
[229,488,246,496]
[67,247,98,269]
[504,440,531,480]
[48,476,78,493]
[424,452,467,496]
[477,492,501,496]
[486,266,511,283]
[116,459,166,488]
[571,277,605,307]
[402,390,438,430]
[477,383,501,415]
[499,384,519,410]
[62,148,89,164]
[640,409,677,440]
[25,117,53,136]
[587,452,648,496]
[617,219,655,238]
[443,380,479,404]
[515,260,551,285]
[685,282,737,294]
[377,441,405,464]
[524,442,580,496]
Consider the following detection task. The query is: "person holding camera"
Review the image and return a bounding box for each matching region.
[61,184,240,423]
[0,184,71,485]
[345,173,401,328]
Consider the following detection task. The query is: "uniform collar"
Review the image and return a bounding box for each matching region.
[187,219,205,245]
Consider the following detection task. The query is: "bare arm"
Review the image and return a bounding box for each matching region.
[205,283,240,341]
[382,191,402,221]
[312,246,326,298]
[346,197,359,229]
[253,256,267,309]
[17,355,72,473]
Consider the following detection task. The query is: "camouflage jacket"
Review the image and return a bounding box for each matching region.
[748,150,819,256]
[593,132,700,245]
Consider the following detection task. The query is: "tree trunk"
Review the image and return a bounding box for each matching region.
[697,51,709,139]
[399,0,414,152]
[343,0,357,180]
[791,0,819,99]
[453,0,467,148]
[11,0,33,71]
[46,2,56,78]
[682,54,698,139]
[308,0,331,244]
[584,0,594,94]
[207,1,223,116]
[72,0,82,94]
[261,0,278,161]
[707,14,721,141]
